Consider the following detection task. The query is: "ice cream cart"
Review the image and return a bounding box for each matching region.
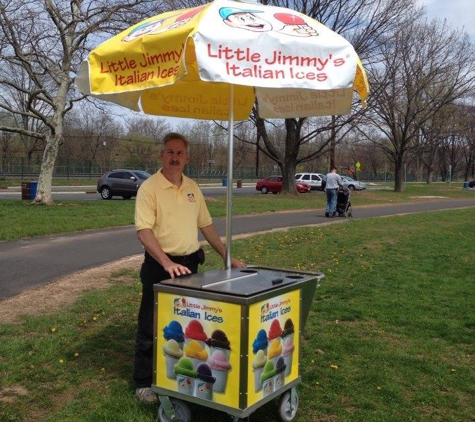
[152,266,323,422]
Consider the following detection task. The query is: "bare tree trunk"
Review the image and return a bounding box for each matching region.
[34,137,59,205]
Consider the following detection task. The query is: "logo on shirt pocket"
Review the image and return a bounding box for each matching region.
[187,193,196,203]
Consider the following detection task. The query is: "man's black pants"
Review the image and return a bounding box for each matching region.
[133,251,200,388]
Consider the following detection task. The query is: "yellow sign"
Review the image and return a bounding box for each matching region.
[247,290,301,406]
[156,293,241,408]
[355,161,361,170]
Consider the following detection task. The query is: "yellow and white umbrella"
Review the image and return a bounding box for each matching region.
[77,0,368,119]
[76,0,369,266]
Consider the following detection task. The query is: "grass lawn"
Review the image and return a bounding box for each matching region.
[1,208,474,421]
[0,182,473,241]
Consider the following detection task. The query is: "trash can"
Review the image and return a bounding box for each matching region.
[21,182,30,200]
[153,266,323,421]
[463,182,469,189]
[237,179,242,188]
[29,181,38,199]
[222,179,227,187]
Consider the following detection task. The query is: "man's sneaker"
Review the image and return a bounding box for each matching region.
[325,212,329,217]
[135,387,158,404]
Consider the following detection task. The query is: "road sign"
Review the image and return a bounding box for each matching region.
[355,161,361,170]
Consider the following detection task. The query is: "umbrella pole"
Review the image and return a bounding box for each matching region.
[225,85,234,269]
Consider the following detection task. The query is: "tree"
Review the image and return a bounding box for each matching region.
[364,19,475,191]
[0,0,157,204]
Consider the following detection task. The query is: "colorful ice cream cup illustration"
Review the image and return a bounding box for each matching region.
[281,335,295,376]
[268,338,283,365]
[281,318,295,343]
[252,329,269,356]
[268,319,283,343]
[162,339,183,379]
[194,363,215,400]
[207,349,231,393]
[273,357,286,391]
[206,329,231,359]
[184,339,208,369]
[260,360,276,397]
[184,320,207,349]
[174,357,197,395]
[252,349,267,392]
[163,320,185,349]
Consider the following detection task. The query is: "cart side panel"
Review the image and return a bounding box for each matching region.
[246,289,301,407]
[154,291,242,409]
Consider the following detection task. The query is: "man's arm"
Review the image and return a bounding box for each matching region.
[200,224,246,268]
[137,228,192,279]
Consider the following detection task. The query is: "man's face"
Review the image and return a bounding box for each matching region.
[160,139,190,172]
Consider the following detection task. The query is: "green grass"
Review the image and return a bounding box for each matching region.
[0,182,473,241]
[1,209,474,421]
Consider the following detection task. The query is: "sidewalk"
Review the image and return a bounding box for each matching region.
[1,197,475,300]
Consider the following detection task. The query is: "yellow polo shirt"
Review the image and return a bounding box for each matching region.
[135,169,212,256]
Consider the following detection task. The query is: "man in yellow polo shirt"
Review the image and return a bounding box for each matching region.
[133,132,246,403]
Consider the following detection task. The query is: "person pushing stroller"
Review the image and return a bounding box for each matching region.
[324,166,343,218]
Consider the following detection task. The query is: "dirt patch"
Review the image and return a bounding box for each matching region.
[0,385,28,403]
[0,255,143,325]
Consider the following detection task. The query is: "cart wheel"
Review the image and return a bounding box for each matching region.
[157,398,191,422]
[278,390,299,422]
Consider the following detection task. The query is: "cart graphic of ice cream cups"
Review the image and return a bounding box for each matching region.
[207,349,231,393]
[252,329,269,356]
[184,320,208,349]
[281,318,295,345]
[281,335,295,377]
[268,318,283,345]
[273,357,287,392]
[206,329,231,360]
[184,339,208,369]
[251,349,267,392]
[163,320,185,350]
[267,338,283,366]
[260,360,276,397]
[162,339,183,379]
[194,363,216,400]
[173,357,197,395]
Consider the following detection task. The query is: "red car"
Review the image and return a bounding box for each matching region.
[255,175,311,194]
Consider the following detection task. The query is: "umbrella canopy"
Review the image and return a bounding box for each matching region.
[76,0,369,268]
[76,0,368,120]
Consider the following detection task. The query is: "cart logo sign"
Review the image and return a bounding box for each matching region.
[173,297,224,323]
[156,292,242,408]
[260,297,292,322]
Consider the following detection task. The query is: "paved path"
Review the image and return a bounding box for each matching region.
[1,198,474,300]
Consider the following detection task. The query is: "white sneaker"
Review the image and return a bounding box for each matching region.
[135,387,158,404]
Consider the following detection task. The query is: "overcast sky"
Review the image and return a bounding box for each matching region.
[420,0,475,42]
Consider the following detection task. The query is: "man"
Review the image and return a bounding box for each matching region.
[324,166,343,218]
[133,132,246,403]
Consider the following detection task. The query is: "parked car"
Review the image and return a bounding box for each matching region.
[256,176,311,194]
[97,169,151,200]
[469,180,475,188]
[294,173,326,191]
[341,176,366,191]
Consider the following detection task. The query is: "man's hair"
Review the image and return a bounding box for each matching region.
[330,166,337,171]
[161,132,189,152]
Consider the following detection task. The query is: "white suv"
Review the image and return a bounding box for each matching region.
[295,173,326,191]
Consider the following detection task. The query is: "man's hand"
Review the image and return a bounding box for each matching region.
[163,261,192,279]
[231,258,247,269]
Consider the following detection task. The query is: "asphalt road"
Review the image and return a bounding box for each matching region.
[1,197,474,300]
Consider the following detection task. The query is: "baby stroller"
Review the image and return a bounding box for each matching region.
[336,186,352,217]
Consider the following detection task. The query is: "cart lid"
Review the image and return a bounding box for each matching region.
[160,267,315,297]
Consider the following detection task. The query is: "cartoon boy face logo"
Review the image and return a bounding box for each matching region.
[219,7,319,37]
[121,19,165,42]
[219,7,272,32]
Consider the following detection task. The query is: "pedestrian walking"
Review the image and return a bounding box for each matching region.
[324,166,343,218]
